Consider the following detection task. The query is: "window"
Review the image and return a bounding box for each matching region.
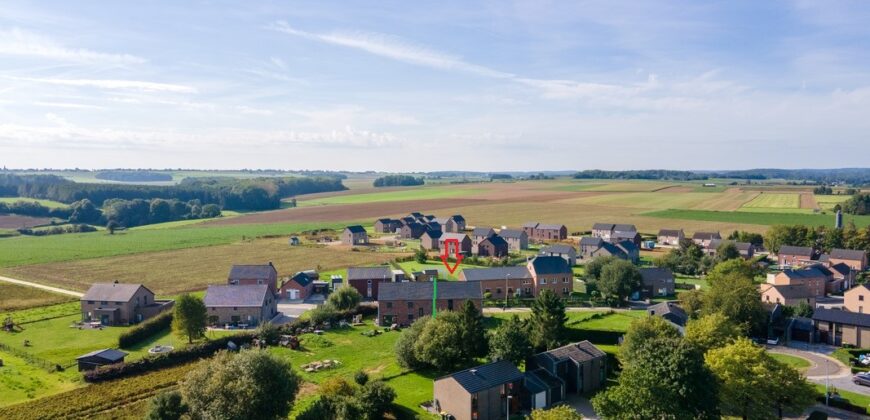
[408,314,414,321]
[101,301,108,305]
[540,279,547,284]
[563,287,569,294]
[418,308,424,316]
[447,299,454,310]
[496,288,502,294]
[115,301,122,306]
[87,300,94,304]
[522,279,530,285]
[563,278,569,283]
[861,295,865,301]
[386,302,393,309]
[407,302,414,309]
[233,307,238,310]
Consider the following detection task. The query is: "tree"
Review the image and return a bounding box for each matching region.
[145,390,187,420]
[459,299,487,358]
[684,313,742,354]
[703,271,767,335]
[619,316,681,364]
[327,286,362,311]
[413,311,468,370]
[394,316,431,369]
[353,370,370,386]
[597,259,642,304]
[414,246,428,264]
[181,350,300,420]
[585,255,618,280]
[173,294,207,343]
[320,376,356,397]
[69,199,102,224]
[706,259,757,287]
[716,241,741,262]
[488,314,533,365]
[706,338,815,420]
[794,300,814,318]
[528,289,567,350]
[106,220,119,234]
[357,380,397,420]
[255,321,280,345]
[528,405,583,420]
[678,289,706,318]
[149,198,172,223]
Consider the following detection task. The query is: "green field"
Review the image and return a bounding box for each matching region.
[815,194,852,211]
[739,193,800,209]
[0,197,68,209]
[298,187,486,207]
[768,352,811,372]
[644,209,870,228]
[569,192,717,210]
[0,351,78,406]
[0,282,74,311]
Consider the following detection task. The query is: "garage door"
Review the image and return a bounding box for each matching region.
[288,289,299,300]
[534,392,546,409]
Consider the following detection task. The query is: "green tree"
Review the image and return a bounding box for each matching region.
[414,246,428,264]
[173,294,207,344]
[528,405,583,420]
[106,220,119,234]
[254,321,280,345]
[413,311,468,370]
[716,241,741,262]
[357,380,397,420]
[326,286,362,311]
[296,395,362,420]
[678,289,706,318]
[319,376,356,397]
[794,300,814,318]
[585,255,618,280]
[528,289,567,350]
[459,299,487,358]
[69,199,102,224]
[145,390,187,420]
[684,313,742,354]
[619,316,681,364]
[180,350,300,420]
[703,270,766,335]
[597,259,642,304]
[353,370,370,386]
[488,314,533,365]
[394,317,430,369]
[706,259,757,286]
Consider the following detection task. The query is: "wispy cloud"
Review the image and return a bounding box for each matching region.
[33,101,104,110]
[10,76,196,93]
[0,28,145,64]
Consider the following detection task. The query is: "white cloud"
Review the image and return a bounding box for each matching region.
[0,28,145,64]
[235,105,273,116]
[11,76,196,93]
[33,101,104,110]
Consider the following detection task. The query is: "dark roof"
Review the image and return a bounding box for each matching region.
[204,285,270,307]
[592,223,614,231]
[530,256,571,275]
[613,231,639,240]
[761,284,813,299]
[613,224,637,232]
[345,225,366,234]
[472,227,495,237]
[228,264,276,280]
[482,235,508,247]
[779,245,814,257]
[378,281,481,301]
[450,215,465,222]
[82,283,149,302]
[779,267,828,280]
[639,267,674,285]
[647,302,688,326]
[410,212,423,218]
[523,222,540,228]
[461,266,532,281]
[658,229,683,237]
[423,229,443,239]
[831,248,867,261]
[290,272,315,287]
[616,240,639,253]
[347,266,393,280]
[595,242,627,257]
[439,360,523,393]
[426,222,442,231]
[540,244,576,254]
[813,307,870,328]
[376,218,396,224]
[534,341,606,365]
[579,236,604,247]
[692,231,721,240]
[76,348,128,362]
[525,369,563,393]
[499,229,526,239]
[830,262,853,277]
[536,223,565,231]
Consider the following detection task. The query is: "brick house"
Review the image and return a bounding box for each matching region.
[499,229,528,252]
[525,341,607,406]
[204,284,277,327]
[845,284,870,313]
[528,256,573,297]
[820,262,855,292]
[592,223,636,242]
[691,231,721,248]
[342,225,368,245]
[639,267,675,297]
[228,262,279,294]
[777,245,817,267]
[374,218,401,233]
[829,248,868,272]
[278,271,318,300]
[471,227,496,254]
[525,223,568,241]
[760,284,815,307]
[478,235,509,258]
[377,281,482,326]
[433,360,524,420]
[399,222,427,239]
[657,229,684,246]
[579,237,604,260]
[539,244,577,266]
[439,232,473,255]
[442,215,466,233]
[459,266,534,299]
[767,267,829,297]
[705,239,755,259]
[81,283,173,326]
[347,266,394,300]
[421,229,443,250]
[813,307,870,347]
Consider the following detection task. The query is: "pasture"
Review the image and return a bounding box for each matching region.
[0,282,73,311]
[814,194,852,210]
[0,351,78,407]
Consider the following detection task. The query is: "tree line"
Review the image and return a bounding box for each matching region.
[842,193,870,215]
[372,175,424,187]
[94,170,173,182]
[764,223,870,254]
[573,169,708,181]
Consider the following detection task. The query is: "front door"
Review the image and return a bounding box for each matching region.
[100,314,110,325]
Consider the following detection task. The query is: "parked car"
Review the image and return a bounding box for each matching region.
[853,372,870,387]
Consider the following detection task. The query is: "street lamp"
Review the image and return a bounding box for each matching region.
[504,273,511,310]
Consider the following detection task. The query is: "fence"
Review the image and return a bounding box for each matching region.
[0,342,76,372]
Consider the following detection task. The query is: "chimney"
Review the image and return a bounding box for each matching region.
[113,280,119,285]
[470,369,478,375]
[269,261,273,267]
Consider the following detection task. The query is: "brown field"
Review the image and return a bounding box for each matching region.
[1,238,410,295]
[0,215,52,229]
[657,186,694,193]
[0,282,74,311]
[800,193,818,209]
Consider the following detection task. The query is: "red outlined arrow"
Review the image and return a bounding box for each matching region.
[440,238,464,274]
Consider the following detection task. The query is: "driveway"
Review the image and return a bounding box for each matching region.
[770,343,870,396]
[0,274,83,297]
[274,302,317,325]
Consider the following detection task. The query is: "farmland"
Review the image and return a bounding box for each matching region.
[297,186,487,207]
[739,193,800,209]
[0,282,73,311]
[0,351,78,407]
[644,209,870,228]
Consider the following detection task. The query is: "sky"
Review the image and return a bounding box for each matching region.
[1,0,869,172]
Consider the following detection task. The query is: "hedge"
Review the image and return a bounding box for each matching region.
[118,311,173,348]
[817,395,868,415]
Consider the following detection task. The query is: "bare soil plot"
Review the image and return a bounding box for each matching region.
[800,193,818,209]
[0,215,52,229]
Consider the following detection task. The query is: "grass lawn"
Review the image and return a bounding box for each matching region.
[0,350,79,407]
[643,209,870,228]
[0,282,74,311]
[768,352,811,372]
[0,197,68,209]
[739,193,800,209]
[814,384,870,410]
[298,186,486,207]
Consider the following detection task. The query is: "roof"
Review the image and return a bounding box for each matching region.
[692,231,721,240]
[830,262,853,277]
[779,245,815,257]
[461,266,533,281]
[523,222,540,228]
[831,248,867,261]
[658,229,683,237]
[594,242,627,257]
[779,267,828,280]
[76,348,128,362]
[289,272,315,287]
[813,307,870,328]
[530,256,572,275]
[540,244,576,254]
[228,264,276,280]
[616,240,639,253]
[613,224,637,233]
[376,218,397,224]
[204,285,270,307]
[481,235,508,247]
[592,223,614,231]
[432,217,448,225]
[378,281,481,301]
[647,302,688,326]
[760,283,813,299]
[639,267,674,285]
[450,215,466,222]
[472,227,495,237]
[534,341,606,365]
[613,231,639,239]
[579,236,604,247]
[525,369,562,393]
[82,283,148,302]
[423,229,443,239]
[440,232,470,242]
[708,239,753,252]
[536,223,565,231]
[439,360,523,393]
[344,225,366,234]
[499,229,526,239]
[347,266,393,280]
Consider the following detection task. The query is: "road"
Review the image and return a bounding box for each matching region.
[0,274,83,297]
[769,344,870,397]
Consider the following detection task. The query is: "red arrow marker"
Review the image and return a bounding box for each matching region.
[440,238,464,274]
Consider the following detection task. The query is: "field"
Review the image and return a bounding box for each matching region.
[298,186,487,207]
[739,193,800,209]
[644,209,870,228]
[815,194,853,211]
[0,197,68,208]
[0,350,79,407]
[0,282,73,311]
[0,215,54,229]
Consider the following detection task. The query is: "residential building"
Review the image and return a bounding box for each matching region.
[777,245,817,267]
[829,248,868,272]
[844,285,870,313]
[377,281,482,326]
[81,283,173,326]
[478,235,509,258]
[813,308,870,347]
[657,229,685,246]
[342,225,368,245]
[204,284,277,327]
[76,349,127,371]
[615,240,640,264]
[499,229,529,252]
[525,222,568,241]
[412,269,439,282]
[647,301,688,329]
[347,266,394,299]
[691,231,721,248]
[439,232,473,255]
[588,241,629,261]
[705,239,756,259]
[374,218,401,233]
[433,360,524,420]
[760,284,816,307]
[539,244,577,266]
[528,256,573,297]
[591,223,616,240]
[228,262,279,293]
[279,271,318,300]
[471,227,496,253]
[592,223,637,242]
[421,229,443,250]
[526,341,607,397]
[459,266,534,299]
[399,222,427,239]
[578,237,604,260]
[443,215,467,233]
[639,267,675,297]
[767,267,829,297]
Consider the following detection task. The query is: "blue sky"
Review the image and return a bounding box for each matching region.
[1,0,869,171]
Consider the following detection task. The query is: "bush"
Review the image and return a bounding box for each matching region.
[145,390,187,420]
[354,370,370,386]
[118,311,173,348]
[254,322,281,345]
[327,287,362,311]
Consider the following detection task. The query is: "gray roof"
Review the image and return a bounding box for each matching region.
[579,236,604,247]
[813,307,870,328]
[594,242,627,258]
[536,223,565,231]
[440,360,523,393]
[228,264,276,280]
[344,225,366,234]
[534,341,606,365]
[592,223,614,231]
[472,227,495,237]
[347,266,393,280]
[761,283,812,299]
[647,302,688,326]
[540,244,576,254]
[76,348,128,362]
[692,231,721,240]
[461,266,532,281]
[778,245,815,257]
[831,248,867,261]
[523,222,540,228]
[440,232,470,242]
[639,267,674,285]
[499,229,526,239]
[289,272,315,287]
[378,281,481,301]
[613,231,639,240]
[433,217,449,225]
[708,239,753,252]
[204,285,270,307]
[82,283,149,302]
[530,256,572,275]
[658,229,683,237]
[613,224,637,233]
[779,267,827,280]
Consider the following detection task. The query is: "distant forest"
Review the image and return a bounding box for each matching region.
[373,175,424,187]
[573,170,708,181]
[571,168,870,185]
[95,170,173,182]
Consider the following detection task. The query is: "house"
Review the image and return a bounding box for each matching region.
[433,360,524,420]
[613,231,642,247]
[279,271,318,300]
[526,341,607,398]
[777,245,817,268]
[425,221,443,233]
[478,235,509,258]
[443,215,467,233]
[374,218,401,233]
[439,232,473,255]
[525,223,568,241]
[591,223,637,242]
[615,240,640,264]
[399,222,427,239]
[524,369,565,410]
[81,283,173,326]
[471,227,496,254]
[591,223,615,240]
[499,229,528,252]
[421,229,443,250]
[228,262,279,293]
[844,284,870,313]
[527,256,573,297]
[204,284,277,327]
[829,248,868,272]
[813,307,870,347]
[588,241,629,261]
[826,262,856,291]
[522,222,540,239]
[410,212,424,220]
[347,266,395,299]
[647,301,688,329]
[705,240,755,259]
[459,266,535,299]
[377,281,482,326]
[691,231,721,248]
[76,348,128,371]
[639,267,675,297]
[539,244,577,266]
[342,225,368,245]
[767,267,829,297]
[760,284,816,307]
[578,237,605,260]
[657,229,684,246]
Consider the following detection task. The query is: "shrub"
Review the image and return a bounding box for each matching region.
[145,390,187,420]
[354,370,370,386]
[118,311,173,348]
[254,322,281,345]
[327,287,362,311]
